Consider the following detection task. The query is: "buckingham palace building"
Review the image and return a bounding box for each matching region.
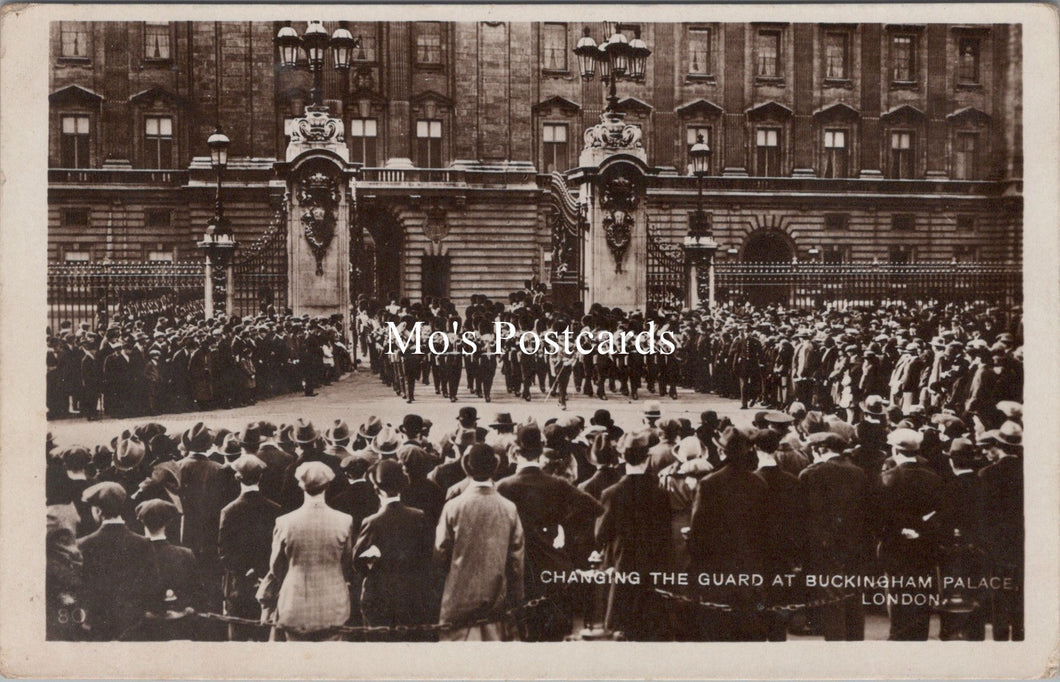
[47,21,1022,319]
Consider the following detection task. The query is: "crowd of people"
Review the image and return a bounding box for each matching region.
[358,287,1022,423]
[45,291,1025,642]
[46,307,353,420]
[47,393,1023,641]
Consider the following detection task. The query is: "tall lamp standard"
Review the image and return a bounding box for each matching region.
[198,128,235,318]
[275,21,359,109]
[574,24,651,111]
[684,134,718,309]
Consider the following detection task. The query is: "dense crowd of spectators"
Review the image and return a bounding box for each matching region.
[46,308,352,420]
[47,293,1024,642]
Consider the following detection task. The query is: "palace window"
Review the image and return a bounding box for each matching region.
[354,31,377,63]
[957,37,981,85]
[756,30,782,78]
[824,213,849,232]
[415,22,443,65]
[349,118,378,166]
[822,128,848,178]
[63,208,90,229]
[823,244,846,263]
[145,209,172,229]
[957,215,976,232]
[892,214,916,232]
[415,119,443,167]
[542,23,567,72]
[64,250,91,263]
[889,245,913,264]
[824,31,849,80]
[889,130,916,179]
[60,115,91,168]
[891,34,917,83]
[687,26,713,76]
[144,116,173,168]
[755,127,782,176]
[143,22,171,61]
[953,131,980,180]
[542,123,569,173]
[60,22,89,60]
[686,125,713,174]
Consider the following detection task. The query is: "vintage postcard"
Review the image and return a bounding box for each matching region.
[0,2,1057,679]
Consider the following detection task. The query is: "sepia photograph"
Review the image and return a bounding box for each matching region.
[2,3,1058,679]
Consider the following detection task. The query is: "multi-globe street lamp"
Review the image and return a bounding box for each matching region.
[574,23,651,111]
[275,21,360,108]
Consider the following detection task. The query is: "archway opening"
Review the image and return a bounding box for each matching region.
[742,230,794,306]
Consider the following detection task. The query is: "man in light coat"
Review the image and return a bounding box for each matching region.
[434,443,525,641]
[257,461,355,641]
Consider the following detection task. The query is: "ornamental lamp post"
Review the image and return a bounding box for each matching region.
[575,24,651,112]
[198,128,235,318]
[684,134,718,309]
[275,21,362,108]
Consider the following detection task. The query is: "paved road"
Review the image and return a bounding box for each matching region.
[48,369,756,448]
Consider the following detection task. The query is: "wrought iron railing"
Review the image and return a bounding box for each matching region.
[47,261,204,332]
[711,260,1021,309]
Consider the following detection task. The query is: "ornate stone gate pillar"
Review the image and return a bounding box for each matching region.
[275,107,359,335]
[570,111,652,311]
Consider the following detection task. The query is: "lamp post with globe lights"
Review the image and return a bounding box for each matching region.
[275,21,360,109]
[574,24,651,112]
[197,128,235,317]
[684,133,719,309]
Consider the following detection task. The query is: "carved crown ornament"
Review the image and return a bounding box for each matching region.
[598,169,644,273]
[296,167,342,275]
[583,111,643,151]
[290,107,345,145]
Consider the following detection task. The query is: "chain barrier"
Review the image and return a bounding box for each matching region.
[188,595,552,637]
[652,587,852,614]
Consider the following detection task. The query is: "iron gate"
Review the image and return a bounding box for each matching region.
[231,194,289,316]
[646,221,686,309]
[47,261,204,332]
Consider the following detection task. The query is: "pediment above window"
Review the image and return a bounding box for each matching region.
[532,95,581,116]
[129,86,184,108]
[613,97,653,117]
[675,99,723,119]
[745,100,793,121]
[946,106,991,127]
[880,104,926,126]
[49,84,103,106]
[812,102,860,123]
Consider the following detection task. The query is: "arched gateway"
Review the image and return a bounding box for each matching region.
[741,229,795,306]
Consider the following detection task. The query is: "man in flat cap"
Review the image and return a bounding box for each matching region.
[136,499,203,640]
[218,455,281,641]
[352,460,435,640]
[875,427,943,640]
[435,443,525,641]
[978,420,1023,640]
[77,482,161,640]
[933,438,988,640]
[595,430,673,641]
[257,461,355,641]
[799,431,871,640]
